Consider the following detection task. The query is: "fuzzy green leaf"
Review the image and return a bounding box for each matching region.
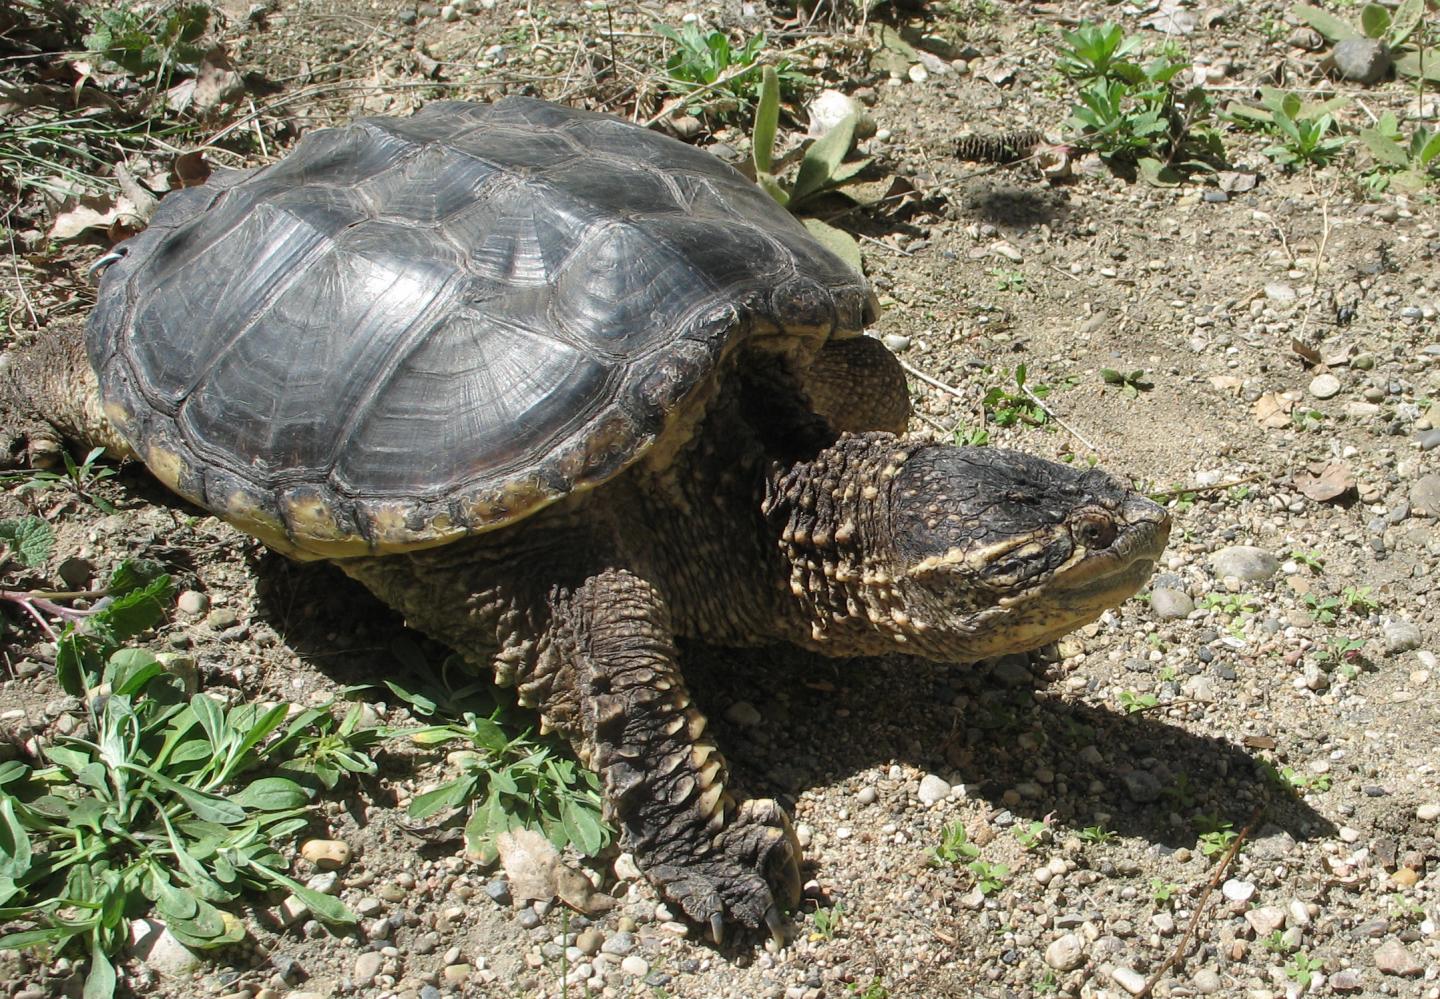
[1359,4,1391,39]
[752,66,779,176]
[0,795,33,879]
[0,517,55,569]
[1359,127,1409,166]
[791,114,858,205]
[1138,157,1183,186]
[800,218,863,277]
[1291,4,1361,41]
[1388,0,1423,45]
[84,937,116,999]
[1394,49,1440,82]
[229,777,310,812]
[408,775,475,819]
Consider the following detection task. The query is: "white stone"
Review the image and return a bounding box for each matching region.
[127,919,201,976]
[1044,932,1086,971]
[917,774,951,804]
[1221,878,1255,902]
[620,955,649,976]
[353,951,383,985]
[1110,965,1148,995]
[1308,373,1341,399]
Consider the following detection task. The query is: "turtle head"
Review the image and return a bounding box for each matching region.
[881,445,1170,659]
[768,438,1170,661]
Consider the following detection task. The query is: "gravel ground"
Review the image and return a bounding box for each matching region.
[2,2,1439,998]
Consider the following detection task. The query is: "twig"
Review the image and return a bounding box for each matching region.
[1017,382,1100,455]
[1138,806,1264,998]
[897,358,966,400]
[1147,473,1265,500]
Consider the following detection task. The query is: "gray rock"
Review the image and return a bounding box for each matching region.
[724,701,762,727]
[1150,587,1194,619]
[1044,933,1086,971]
[1411,474,1440,516]
[1192,968,1223,994]
[1383,620,1422,654]
[990,654,1034,686]
[575,927,604,956]
[1209,545,1279,581]
[1332,38,1391,84]
[1417,428,1440,451]
[600,931,636,956]
[1120,770,1162,803]
[1308,373,1341,399]
[1330,968,1364,992]
[881,333,911,352]
[353,951,383,986]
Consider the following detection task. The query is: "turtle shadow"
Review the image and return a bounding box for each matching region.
[684,642,1335,851]
[244,556,1332,853]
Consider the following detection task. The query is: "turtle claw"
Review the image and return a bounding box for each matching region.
[765,904,787,949]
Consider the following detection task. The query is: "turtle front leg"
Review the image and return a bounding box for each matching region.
[521,568,801,942]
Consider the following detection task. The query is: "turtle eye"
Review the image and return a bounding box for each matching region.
[1073,512,1117,550]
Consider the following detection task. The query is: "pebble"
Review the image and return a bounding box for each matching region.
[127,918,201,976]
[1374,938,1422,976]
[600,931,636,956]
[1110,966,1147,995]
[1150,587,1194,619]
[1044,933,1087,971]
[1308,373,1341,399]
[1409,473,1440,516]
[1382,620,1423,654]
[1417,803,1440,821]
[1330,968,1364,992]
[856,786,877,805]
[724,701,762,727]
[1264,283,1296,303]
[1332,37,1392,83]
[1210,546,1279,581]
[353,952,383,985]
[620,955,650,977]
[881,333,911,352]
[441,964,471,985]
[1416,428,1440,451]
[300,839,351,870]
[206,607,240,629]
[576,927,603,956]
[1244,906,1285,935]
[917,774,951,804]
[1192,968,1223,993]
[1120,770,1162,803]
[1221,878,1255,902]
[176,589,209,615]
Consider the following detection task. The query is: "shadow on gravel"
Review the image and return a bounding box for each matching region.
[247,558,1333,854]
[688,642,1337,852]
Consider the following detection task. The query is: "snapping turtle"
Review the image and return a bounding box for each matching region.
[0,98,1169,940]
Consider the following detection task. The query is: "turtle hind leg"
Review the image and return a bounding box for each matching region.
[523,567,800,941]
[803,335,911,436]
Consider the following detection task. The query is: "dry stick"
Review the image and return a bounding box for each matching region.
[1138,806,1264,998]
[1147,473,1265,500]
[1017,382,1101,454]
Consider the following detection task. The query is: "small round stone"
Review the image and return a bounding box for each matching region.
[352,951,383,986]
[1044,932,1086,971]
[1308,373,1341,399]
[620,955,650,977]
[1332,37,1392,83]
[176,589,210,615]
[1209,546,1279,581]
[1150,587,1194,620]
[1221,878,1255,902]
[917,774,951,804]
[299,839,351,870]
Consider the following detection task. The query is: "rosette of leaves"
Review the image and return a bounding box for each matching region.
[1225,89,1349,169]
[83,4,211,85]
[654,21,807,120]
[0,577,362,999]
[1359,114,1440,192]
[1293,0,1438,82]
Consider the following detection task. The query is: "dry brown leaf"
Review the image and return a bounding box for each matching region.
[1294,463,1354,503]
[49,195,140,241]
[193,47,247,112]
[1208,375,1244,394]
[1290,339,1322,368]
[172,151,212,189]
[495,828,560,905]
[1252,392,1295,428]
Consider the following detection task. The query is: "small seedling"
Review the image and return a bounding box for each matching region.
[1263,929,1296,954]
[1340,585,1378,614]
[1117,690,1158,714]
[953,425,991,447]
[1198,592,1259,618]
[0,446,119,512]
[1285,952,1324,989]
[1150,877,1182,907]
[810,901,844,941]
[1195,818,1238,858]
[847,978,891,999]
[1100,368,1153,396]
[929,819,979,866]
[1014,819,1049,850]
[982,365,1054,429]
[1360,116,1440,192]
[1056,22,1144,81]
[750,67,870,268]
[1227,89,1348,169]
[988,267,1027,293]
[1035,970,1059,994]
[1314,635,1365,670]
[1289,549,1325,574]
[1302,592,1341,624]
[1276,764,1332,795]
[1290,405,1328,430]
[969,857,1011,895]
[1079,824,1115,845]
[84,3,212,88]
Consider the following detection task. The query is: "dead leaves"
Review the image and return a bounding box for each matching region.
[1293,462,1355,503]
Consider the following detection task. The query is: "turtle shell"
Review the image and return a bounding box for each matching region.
[86,97,873,558]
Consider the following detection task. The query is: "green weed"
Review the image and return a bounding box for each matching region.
[1293,0,1439,82]
[1100,368,1153,397]
[0,447,119,512]
[386,658,610,864]
[1078,824,1115,845]
[927,821,1010,894]
[1360,115,1440,193]
[1227,89,1349,169]
[810,901,844,941]
[655,21,805,120]
[982,365,1059,429]
[847,977,890,999]
[1117,690,1158,714]
[1285,952,1324,988]
[1150,877,1181,907]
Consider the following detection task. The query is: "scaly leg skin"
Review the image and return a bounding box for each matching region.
[803,335,911,436]
[520,568,801,944]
